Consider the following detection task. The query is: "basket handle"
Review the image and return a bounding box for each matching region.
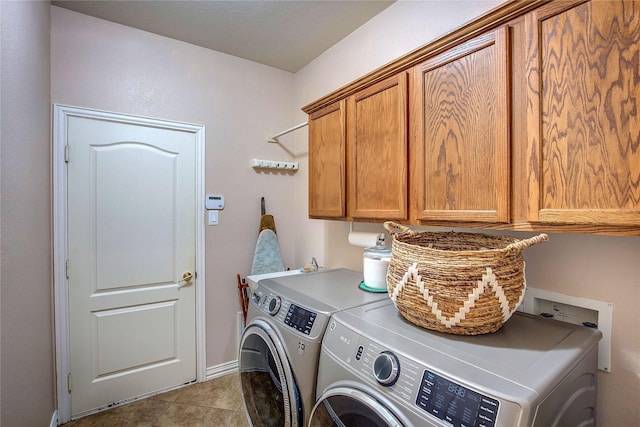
[505,233,549,252]
[383,221,414,236]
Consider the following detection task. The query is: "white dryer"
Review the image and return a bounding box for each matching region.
[238,269,388,427]
[311,299,602,427]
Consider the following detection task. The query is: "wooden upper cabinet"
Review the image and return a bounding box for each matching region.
[308,100,346,218]
[525,0,640,226]
[411,26,510,223]
[347,73,408,220]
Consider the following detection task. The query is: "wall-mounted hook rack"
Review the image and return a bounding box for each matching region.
[252,159,299,171]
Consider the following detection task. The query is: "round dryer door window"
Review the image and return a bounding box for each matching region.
[239,320,302,427]
[310,387,404,427]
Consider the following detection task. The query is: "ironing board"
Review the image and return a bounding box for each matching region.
[250,228,285,274]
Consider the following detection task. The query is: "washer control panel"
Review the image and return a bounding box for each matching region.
[352,334,423,404]
[373,351,401,386]
[325,320,505,427]
[417,370,499,427]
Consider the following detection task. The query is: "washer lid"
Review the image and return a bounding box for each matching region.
[333,300,602,395]
[258,268,388,314]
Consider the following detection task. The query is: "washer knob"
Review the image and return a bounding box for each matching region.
[373,351,400,386]
[268,296,281,315]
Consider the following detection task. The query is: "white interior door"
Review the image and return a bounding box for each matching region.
[65,111,199,417]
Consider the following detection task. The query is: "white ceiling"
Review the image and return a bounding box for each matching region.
[51,0,395,73]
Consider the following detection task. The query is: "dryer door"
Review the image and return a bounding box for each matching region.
[239,319,302,427]
[310,387,405,427]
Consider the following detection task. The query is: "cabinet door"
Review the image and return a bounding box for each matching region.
[525,0,640,226]
[412,27,510,223]
[308,100,346,218]
[348,73,408,220]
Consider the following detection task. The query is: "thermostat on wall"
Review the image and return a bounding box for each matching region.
[205,194,224,210]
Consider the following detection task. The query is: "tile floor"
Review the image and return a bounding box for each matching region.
[61,373,250,427]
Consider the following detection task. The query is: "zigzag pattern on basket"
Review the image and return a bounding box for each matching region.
[390,262,527,329]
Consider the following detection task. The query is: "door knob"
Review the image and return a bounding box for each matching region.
[179,271,194,287]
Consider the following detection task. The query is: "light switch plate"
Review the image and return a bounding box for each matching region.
[208,210,218,226]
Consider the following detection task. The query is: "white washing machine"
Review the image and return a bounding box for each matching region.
[311,299,602,427]
[238,269,389,427]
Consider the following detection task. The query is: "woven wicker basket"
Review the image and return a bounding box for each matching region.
[384,222,548,335]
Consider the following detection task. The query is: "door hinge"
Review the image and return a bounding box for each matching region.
[67,373,72,393]
[64,145,70,163]
[65,260,70,279]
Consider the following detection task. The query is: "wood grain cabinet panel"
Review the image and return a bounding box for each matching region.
[525,0,640,226]
[347,73,408,220]
[303,0,640,233]
[411,27,510,223]
[308,100,346,218]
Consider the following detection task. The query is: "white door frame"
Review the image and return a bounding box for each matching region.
[53,104,206,424]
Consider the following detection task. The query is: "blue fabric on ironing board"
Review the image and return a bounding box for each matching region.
[251,229,285,275]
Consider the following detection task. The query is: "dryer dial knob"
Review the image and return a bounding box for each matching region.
[268,296,281,315]
[373,351,400,386]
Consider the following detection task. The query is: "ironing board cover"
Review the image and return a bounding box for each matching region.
[250,229,285,274]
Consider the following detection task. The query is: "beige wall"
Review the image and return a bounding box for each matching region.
[50,6,299,367]
[292,1,640,425]
[0,1,55,426]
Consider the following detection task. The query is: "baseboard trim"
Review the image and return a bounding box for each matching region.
[205,360,238,380]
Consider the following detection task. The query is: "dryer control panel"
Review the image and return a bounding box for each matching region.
[252,289,323,338]
[284,304,317,335]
